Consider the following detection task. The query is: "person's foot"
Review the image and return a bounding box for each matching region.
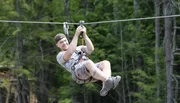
[111,76,121,89]
[100,77,113,96]
[100,76,121,96]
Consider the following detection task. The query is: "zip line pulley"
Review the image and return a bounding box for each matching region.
[63,22,70,42]
[79,20,85,46]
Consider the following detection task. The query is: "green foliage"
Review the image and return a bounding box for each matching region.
[0,79,10,88]
[14,67,34,79]
[0,0,169,102]
[131,69,158,103]
[58,86,72,102]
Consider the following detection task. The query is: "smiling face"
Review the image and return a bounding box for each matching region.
[56,37,69,51]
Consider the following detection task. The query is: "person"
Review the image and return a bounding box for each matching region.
[55,25,121,96]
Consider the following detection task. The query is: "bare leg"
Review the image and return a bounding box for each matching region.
[95,60,120,96]
[85,59,121,96]
[96,60,111,78]
[85,60,108,82]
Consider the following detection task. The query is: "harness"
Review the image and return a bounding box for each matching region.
[71,49,93,84]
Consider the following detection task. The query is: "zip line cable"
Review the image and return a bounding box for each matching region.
[85,14,180,24]
[0,20,65,25]
[0,14,180,25]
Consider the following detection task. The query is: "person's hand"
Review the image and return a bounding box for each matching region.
[74,26,81,36]
[75,26,86,37]
[81,26,87,37]
[76,25,86,38]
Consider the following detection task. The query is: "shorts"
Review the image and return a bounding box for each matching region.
[74,60,99,80]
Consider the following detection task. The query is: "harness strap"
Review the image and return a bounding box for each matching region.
[71,21,91,84]
[71,51,91,84]
[71,64,92,84]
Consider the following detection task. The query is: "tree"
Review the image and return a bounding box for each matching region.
[163,0,173,102]
[0,0,178,103]
[154,0,161,102]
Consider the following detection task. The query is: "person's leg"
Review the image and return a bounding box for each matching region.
[95,60,121,96]
[96,60,111,78]
[85,59,121,96]
[85,60,108,82]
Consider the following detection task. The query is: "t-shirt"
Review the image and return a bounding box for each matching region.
[56,46,88,73]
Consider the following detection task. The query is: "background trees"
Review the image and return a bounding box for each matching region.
[0,0,180,103]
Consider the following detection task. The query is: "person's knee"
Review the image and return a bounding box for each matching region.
[85,60,94,67]
[85,60,94,71]
[102,60,110,65]
[97,60,111,71]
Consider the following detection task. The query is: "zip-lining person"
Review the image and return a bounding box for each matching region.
[54,24,121,96]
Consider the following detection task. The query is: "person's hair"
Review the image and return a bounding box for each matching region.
[54,33,66,43]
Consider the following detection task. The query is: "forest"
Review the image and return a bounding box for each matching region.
[0,0,180,103]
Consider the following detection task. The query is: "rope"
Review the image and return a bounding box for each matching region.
[0,14,180,25]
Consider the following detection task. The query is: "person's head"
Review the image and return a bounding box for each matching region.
[54,33,69,51]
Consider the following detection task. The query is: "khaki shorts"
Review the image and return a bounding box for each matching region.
[74,60,99,80]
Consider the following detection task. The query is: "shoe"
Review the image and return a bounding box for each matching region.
[100,77,113,96]
[100,76,121,96]
[111,76,121,89]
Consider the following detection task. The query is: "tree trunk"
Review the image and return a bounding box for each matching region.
[112,1,123,102]
[113,1,118,35]
[0,88,2,103]
[1,88,6,103]
[15,0,23,68]
[82,0,88,16]
[84,86,88,103]
[36,80,48,103]
[134,0,139,17]
[163,0,173,103]
[64,0,70,22]
[125,58,132,103]
[120,24,126,103]
[134,0,140,31]
[5,84,12,103]
[15,0,25,102]
[154,0,161,101]
[171,0,178,102]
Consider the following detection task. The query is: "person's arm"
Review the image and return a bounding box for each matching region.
[63,26,82,61]
[83,34,94,54]
[82,26,94,54]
